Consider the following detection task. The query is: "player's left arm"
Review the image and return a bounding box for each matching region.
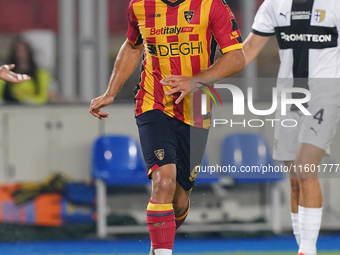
[243,0,275,65]
[162,0,245,104]
[243,32,271,65]
[0,64,30,83]
[194,49,245,79]
[162,49,245,104]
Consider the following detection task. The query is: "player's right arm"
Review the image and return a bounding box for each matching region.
[89,41,143,119]
[243,0,275,65]
[89,1,143,120]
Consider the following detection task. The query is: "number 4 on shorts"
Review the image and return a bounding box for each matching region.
[313,109,324,124]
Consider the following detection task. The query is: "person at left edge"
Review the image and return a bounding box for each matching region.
[89,1,245,255]
[0,64,30,83]
[0,37,50,104]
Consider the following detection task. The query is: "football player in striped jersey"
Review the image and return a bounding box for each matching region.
[90,1,245,254]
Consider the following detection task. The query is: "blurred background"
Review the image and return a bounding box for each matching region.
[0,0,339,255]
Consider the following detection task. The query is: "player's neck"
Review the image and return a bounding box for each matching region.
[160,0,186,8]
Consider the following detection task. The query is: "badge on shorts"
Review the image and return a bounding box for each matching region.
[189,165,200,182]
[154,149,165,161]
[184,11,194,24]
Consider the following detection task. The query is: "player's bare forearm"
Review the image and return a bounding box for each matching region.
[105,40,143,99]
[161,49,245,104]
[243,32,271,65]
[194,49,245,80]
[89,40,143,119]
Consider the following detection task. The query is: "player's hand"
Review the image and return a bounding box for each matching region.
[0,64,31,83]
[89,94,114,120]
[161,75,192,104]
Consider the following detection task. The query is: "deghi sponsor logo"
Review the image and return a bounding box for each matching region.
[150,26,194,35]
[280,32,332,43]
[147,41,203,57]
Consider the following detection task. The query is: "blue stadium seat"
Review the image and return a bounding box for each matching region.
[92,135,149,186]
[220,133,284,233]
[91,135,150,238]
[221,133,283,183]
[195,153,220,185]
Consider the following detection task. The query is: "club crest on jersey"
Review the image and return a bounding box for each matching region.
[315,10,326,23]
[154,149,165,161]
[184,11,194,23]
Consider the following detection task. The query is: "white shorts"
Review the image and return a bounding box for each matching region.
[273,81,340,161]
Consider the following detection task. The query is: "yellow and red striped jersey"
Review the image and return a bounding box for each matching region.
[127,0,242,128]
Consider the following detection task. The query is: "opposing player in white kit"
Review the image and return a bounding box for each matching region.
[243,0,340,255]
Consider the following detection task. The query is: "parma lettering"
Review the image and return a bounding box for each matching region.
[148,42,203,57]
[150,26,194,35]
[280,32,332,43]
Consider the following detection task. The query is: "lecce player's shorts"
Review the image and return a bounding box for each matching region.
[136,109,209,191]
[273,82,340,161]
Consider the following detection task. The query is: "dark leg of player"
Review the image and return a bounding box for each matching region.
[149,178,191,255]
[147,164,177,255]
[139,110,208,255]
[173,182,191,230]
[286,160,301,246]
[295,143,324,255]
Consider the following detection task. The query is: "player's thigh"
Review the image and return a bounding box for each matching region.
[174,120,209,192]
[136,110,178,178]
[299,85,340,157]
[273,109,302,161]
[295,143,324,179]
